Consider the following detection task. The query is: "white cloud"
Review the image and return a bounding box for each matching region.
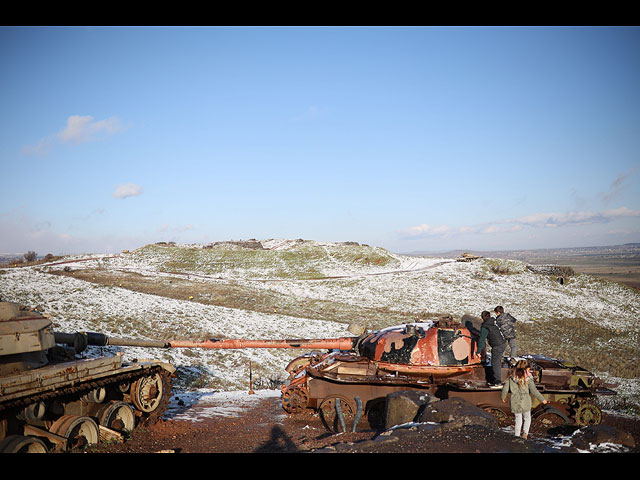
[399,224,455,237]
[113,183,144,199]
[399,207,640,239]
[479,224,523,234]
[21,115,125,155]
[507,207,640,228]
[20,137,51,156]
[58,115,123,144]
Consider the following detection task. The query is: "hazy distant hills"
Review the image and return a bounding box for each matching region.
[3,243,639,270]
[405,243,640,264]
[405,243,640,290]
[0,254,25,264]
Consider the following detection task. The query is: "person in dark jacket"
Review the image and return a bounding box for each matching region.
[494,306,517,357]
[477,310,507,386]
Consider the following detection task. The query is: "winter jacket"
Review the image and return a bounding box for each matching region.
[477,317,506,350]
[501,376,546,413]
[496,312,517,340]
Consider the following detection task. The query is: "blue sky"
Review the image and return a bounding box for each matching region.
[1,26,639,255]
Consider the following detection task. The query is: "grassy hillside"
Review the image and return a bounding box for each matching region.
[1,239,638,414]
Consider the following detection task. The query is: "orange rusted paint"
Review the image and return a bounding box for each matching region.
[376,362,475,377]
[358,323,481,367]
[168,337,356,350]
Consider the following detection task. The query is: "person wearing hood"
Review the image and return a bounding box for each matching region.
[494,305,517,358]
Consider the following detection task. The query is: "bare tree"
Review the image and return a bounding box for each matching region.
[24,251,37,262]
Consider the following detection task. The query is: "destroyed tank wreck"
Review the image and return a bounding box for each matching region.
[274,317,618,432]
[0,301,175,453]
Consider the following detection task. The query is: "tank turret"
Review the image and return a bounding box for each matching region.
[0,302,55,376]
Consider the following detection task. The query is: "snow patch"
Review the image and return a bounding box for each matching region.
[167,389,281,422]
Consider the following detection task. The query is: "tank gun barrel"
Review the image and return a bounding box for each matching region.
[54,331,357,352]
[167,337,357,350]
[54,332,170,350]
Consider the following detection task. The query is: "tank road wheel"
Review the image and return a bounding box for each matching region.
[319,395,355,433]
[118,381,131,394]
[531,405,571,434]
[0,435,48,453]
[282,386,309,414]
[97,401,136,434]
[82,387,107,404]
[130,371,171,424]
[49,415,100,452]
[131,372,165,413]
[574,402,602,426]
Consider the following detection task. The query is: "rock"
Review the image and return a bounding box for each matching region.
[526,264,575,277]
[383,391,437,430]
[417,397,498,429]
[572,424,635,450]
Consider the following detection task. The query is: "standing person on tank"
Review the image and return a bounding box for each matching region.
[494,305,517,358]
[476,310,507,386]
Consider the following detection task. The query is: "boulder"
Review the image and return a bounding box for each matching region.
[417,397,498,429]
[383,391,437,430]
[571,424,635,450]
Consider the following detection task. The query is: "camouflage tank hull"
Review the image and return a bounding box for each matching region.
[0,302,175,453]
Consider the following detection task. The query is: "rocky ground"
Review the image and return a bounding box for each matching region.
[92,394,640,455]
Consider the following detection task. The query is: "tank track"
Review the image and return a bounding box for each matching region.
[0,365,173,452]
[0,365,170,415]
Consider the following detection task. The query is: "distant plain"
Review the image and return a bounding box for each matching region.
[422,244,640,291]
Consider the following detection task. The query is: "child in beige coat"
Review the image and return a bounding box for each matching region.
[501,360,547,439]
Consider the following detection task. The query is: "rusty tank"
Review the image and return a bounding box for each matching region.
[272,317,617,432]
[0,301,175,452]
[165,316,615,433]
[135,314,617,434]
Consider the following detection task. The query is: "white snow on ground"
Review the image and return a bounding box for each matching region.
[166,389,283,422]
[1,239,638,409]
[0,264,348,389]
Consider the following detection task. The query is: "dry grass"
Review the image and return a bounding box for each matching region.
[48,268,415,335]
[482,259,527,276]
[517,317,640,378]
[135,243,395,280]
